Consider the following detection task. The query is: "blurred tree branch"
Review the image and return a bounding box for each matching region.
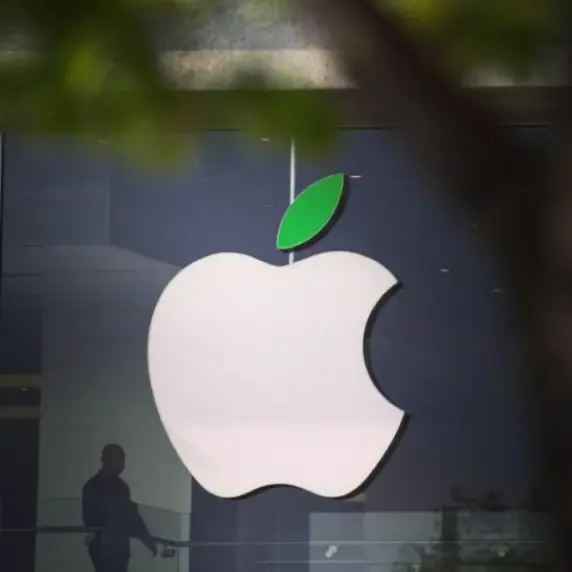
[290,0,545,227]
[287,1,569,570]
[0,0,339,162]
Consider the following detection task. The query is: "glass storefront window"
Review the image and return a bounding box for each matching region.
[0,130,548,572]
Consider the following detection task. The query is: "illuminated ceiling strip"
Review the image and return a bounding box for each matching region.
[162,49,347,89]
[158,50,559,90]
[0,405,40,419]
[0,49,558,90]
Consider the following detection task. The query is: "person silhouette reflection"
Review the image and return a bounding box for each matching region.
[82,444,157,572]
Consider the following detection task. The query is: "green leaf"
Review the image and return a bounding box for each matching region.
[276,173,345,251]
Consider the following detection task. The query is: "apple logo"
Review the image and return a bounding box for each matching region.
[147,173,406,498]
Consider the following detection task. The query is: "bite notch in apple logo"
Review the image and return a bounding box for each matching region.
[147,173,406,499]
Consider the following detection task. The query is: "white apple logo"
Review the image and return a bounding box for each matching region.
[147,174,406,498]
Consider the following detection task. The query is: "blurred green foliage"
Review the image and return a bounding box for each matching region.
[0,0,556,164]
[389,0,555,80]
[0,0,337,164]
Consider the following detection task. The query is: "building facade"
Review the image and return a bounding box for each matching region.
[0,126,547,572]
[0,3,553,572]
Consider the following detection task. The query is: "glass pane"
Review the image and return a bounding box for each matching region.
[294,129,536,509]
[1,132,292,572]
[1,129,551,572]
[211,127,549,571]
[1,499,185,572]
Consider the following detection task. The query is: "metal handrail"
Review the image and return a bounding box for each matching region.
[0,525,185,548]
[0,526,550,549]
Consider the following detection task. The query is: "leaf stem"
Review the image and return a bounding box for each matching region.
[289,137,296,265]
